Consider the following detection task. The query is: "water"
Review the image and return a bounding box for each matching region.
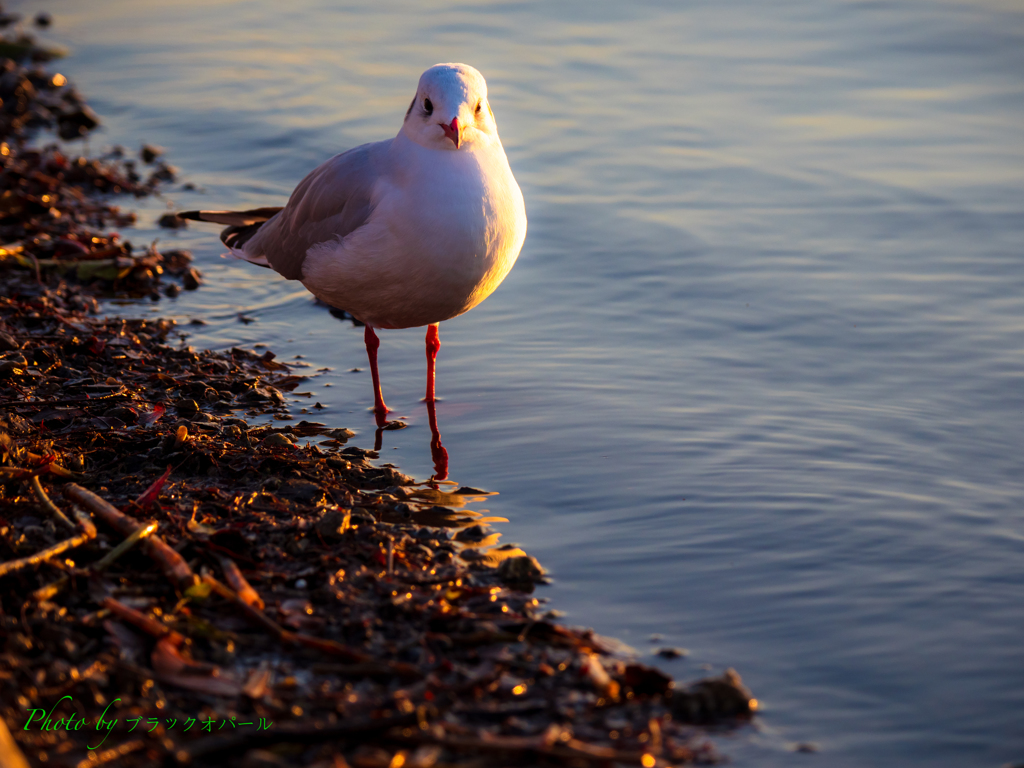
[16,0,1024,764]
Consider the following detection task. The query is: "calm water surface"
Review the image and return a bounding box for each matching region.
[18,0,1024,764]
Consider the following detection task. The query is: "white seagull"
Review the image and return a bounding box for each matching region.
[181,63,527,424]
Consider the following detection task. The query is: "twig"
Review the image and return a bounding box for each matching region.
[101,596,183,644]
[202,575,284,637]
[93,520,159,571]
[30,475,76,532]
[63,483,195,588]
[0,509,97,578]
[218,555,264,609]
[32,520,158,602]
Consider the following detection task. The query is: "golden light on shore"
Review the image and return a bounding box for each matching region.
[51,73,66,87]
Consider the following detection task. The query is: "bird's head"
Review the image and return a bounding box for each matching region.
[402,63,498,151]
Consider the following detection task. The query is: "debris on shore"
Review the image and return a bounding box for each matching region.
[0,13,755,768]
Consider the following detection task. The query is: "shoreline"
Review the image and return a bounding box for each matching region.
[0,19,754,768]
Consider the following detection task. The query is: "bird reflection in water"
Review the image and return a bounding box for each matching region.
[373,400,449,483]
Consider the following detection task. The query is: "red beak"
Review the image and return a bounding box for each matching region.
[441,117,460,149]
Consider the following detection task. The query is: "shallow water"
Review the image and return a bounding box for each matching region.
[17,0,1024,764]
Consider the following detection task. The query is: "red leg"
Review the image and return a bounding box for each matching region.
[424,323,440,403]
[364,325,388,425]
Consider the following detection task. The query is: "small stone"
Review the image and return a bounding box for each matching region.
[669,668,755,723]
[279,479,325,504]
[496,555,546,586]
[182,267,202,290]
[105,406,138,425]
[316,509,350,541]
[140,144,164,164]
[154,163,178,182]
[158,212,186,229]
[455,525,489,543]
[262,433,294,449]
[0,331,19,351]
[175,399,199,418]
[0,361,25,378]
[655,647,689,659]
[57,105,100,140]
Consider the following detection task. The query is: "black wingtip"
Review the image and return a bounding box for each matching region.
[176,210,204,221]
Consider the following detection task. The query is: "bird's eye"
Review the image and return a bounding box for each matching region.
[475,100,482,114]
[423,98,433,115]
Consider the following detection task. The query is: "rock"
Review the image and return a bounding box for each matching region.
[175,399,199,418]
[669,668,756,723]
[0,331,19,350]
[140,144,164,164]
[148,162,177,183]
[279,479,325,504]
[56,105,99,140]
[455,524,490,543]
[158,212,186,229]
[622,663,673,696]
[104,405,137,425]
[316,509,350,541]
[655,647,689,659]
[0,361,24,378]
[496,555,546,586]
[182,267,202,290]
[261,433,293,449]
[324,427,355,440]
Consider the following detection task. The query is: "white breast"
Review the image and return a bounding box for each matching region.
[300,133,526,329]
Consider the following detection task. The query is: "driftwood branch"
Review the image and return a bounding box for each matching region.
[63,483,195,589]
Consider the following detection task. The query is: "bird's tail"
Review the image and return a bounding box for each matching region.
[178,207,283,267]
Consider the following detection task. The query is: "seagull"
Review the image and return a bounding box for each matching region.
[180,63,527,426]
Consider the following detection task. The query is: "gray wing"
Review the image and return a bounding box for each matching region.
[244,139,390,280]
